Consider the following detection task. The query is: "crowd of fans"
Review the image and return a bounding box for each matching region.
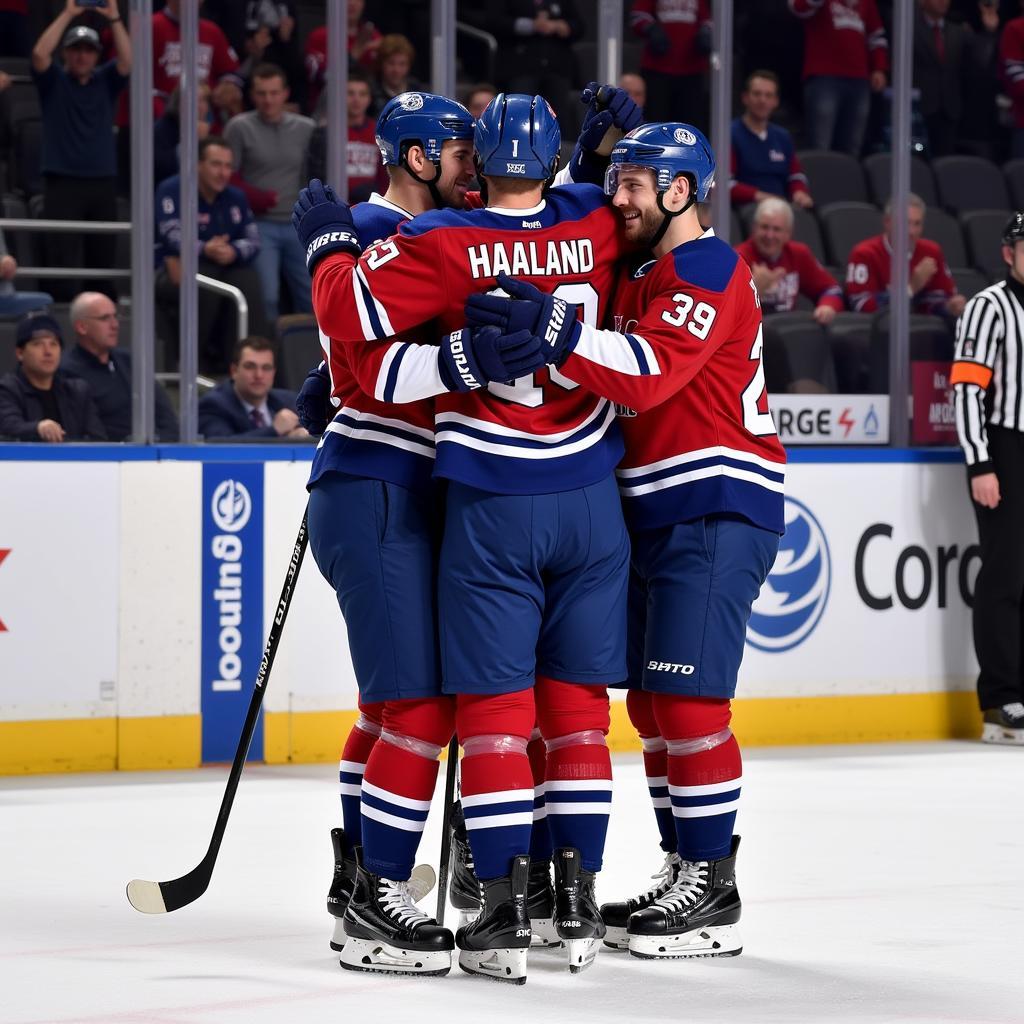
[2,0,1024,439]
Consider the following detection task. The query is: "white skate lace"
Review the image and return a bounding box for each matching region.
[1003,702,1024,721]
[636,853,681,903]
[379,879,432,926]
[651,860,709,913]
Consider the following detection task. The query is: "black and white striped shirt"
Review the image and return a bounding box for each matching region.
[952,275,1024,475]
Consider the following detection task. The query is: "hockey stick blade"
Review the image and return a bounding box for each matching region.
[126,512,309,915]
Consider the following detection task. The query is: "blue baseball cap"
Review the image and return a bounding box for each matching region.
[16,313,63,348]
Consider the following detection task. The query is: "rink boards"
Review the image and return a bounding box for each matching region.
[0,446,982,773]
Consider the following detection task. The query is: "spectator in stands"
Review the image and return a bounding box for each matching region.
[224,62,314,323]
[736,198,844,323]
[464,82,498,120]
[0,229,52,318]
[999,1,1024,157]
[153,82,212,187]
[305,66,389,201]
[240,2,304,112]
[730,70,813,210]
[0,1,29,58]
[789,0,889,156]
[619,71,646,114]
[0,313,106,442]
[845,193,967,318]
[915,0,1000,158]
[463,1,583,134]
[198,335,307,440]
[371,34,424,114]
[629,0,711,129]
[305,0,382,115]
[32,3,130,302]
[62,291,179,442]
[155,136,270,373]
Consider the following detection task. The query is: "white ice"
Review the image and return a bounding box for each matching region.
[2,743,1021,1024]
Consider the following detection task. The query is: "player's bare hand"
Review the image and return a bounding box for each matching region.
[792,190,814,209]
[37,419,65,443]
[946,293,967,318]
[910,256,938,293]
[273,408,300,436]
[0,254,16,280]
[813,304,837,325]
[971,472,1000,509]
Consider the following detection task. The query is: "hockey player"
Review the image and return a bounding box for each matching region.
[464,123,786,960]
[294,93,642,982]
[305,92,543,977]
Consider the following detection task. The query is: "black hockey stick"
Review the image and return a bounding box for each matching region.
[434,737,459,924]
[126,510,309,915]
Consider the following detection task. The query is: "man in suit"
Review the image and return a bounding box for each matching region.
[198,335,308,440]
[0,313,106,442]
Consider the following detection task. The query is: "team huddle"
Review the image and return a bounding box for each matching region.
[290,83,786,983]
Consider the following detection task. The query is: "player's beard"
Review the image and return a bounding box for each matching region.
[439,174,473,209]
[622,203,664,248]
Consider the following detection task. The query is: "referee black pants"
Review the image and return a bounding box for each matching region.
[972,426,1024,710]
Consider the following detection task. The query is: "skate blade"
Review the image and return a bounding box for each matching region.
[565,937,601,973]
[529,917,563,949]
[340,936,451,976]
[602,925,629,951]
[458,947,528,985]
[329,915,346,952]
[981,723,1024,746]
[408,863,437,903]
[628,923,742,960]
[457,907,481,928]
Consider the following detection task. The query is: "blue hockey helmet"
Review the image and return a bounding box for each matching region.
[375,91,475,166]
[604,122,716,203]
[474,93,561,181]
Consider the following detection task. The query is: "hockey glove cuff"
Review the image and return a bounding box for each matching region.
[438,326,545,392]
[295,360,332,436]
[292,178,360,274]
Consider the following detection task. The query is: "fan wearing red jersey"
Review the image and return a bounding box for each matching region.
[294,93,637,983]
[466,123,786,961]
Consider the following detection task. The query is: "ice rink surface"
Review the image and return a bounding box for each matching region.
[2,742,1020,1024]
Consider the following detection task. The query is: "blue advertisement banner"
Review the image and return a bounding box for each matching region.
[201,464,264,763]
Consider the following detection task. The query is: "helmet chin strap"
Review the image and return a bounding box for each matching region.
[650,188,696,249]
[400,146,446,209]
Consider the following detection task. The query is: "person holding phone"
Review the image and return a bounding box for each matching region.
[30,0,131,301]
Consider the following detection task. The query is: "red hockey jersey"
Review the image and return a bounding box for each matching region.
[734,238,843,314]
[560,231,786,534]
[844,234,955,316]
[788,0,888,81]
[312,184,630,495]
[630,0,711,77]
[999,17,1024,127]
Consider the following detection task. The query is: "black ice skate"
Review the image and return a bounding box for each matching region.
[449,802,483,927]
[456,853,532,985]
[627,835,743,960]
[340,855,453,977]
[327,828,358,951]
[526,858,562,949]
[599,851,681,950]
[552,847,606,973]
[981,703,1024,745]
[329,828,435,951]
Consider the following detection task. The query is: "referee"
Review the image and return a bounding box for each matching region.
[952,212,1024,744]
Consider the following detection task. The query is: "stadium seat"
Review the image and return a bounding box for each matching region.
[792,205,827,262]
[868,312,954,391]
[1004,159,1024,210]
[276,313,321,391]
[797,150,869,207]
[961,210,1011,279]
[819,201,883,267]
[730,207,744,246]
[762,312,838,393]
[12,117,41,199]
[0,320,16,376]
[826,312,873,393]
[951,266,989,300]
[922,207,966,268]
[862,153,938,207]
[933,155,1010,215]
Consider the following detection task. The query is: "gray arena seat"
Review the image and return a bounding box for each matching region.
[819,201,883,267]
[862,152,938,208]
[797,150,868,207]
[826,312,873,393]
[933,156,1010,215]
[961,210,1012,280]
[276,314,322,392]
[762,312,838,393]
[922,208,966,268]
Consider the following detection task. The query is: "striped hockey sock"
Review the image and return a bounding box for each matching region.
[527,728,553,863]
[641,736,678,853]
[338,710,382,846]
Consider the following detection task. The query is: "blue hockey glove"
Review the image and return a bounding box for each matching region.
[437,327,545,393]
[292,178,360,274]
[569,82,644,182]
[295,360,331,436]
[463,272,581,364]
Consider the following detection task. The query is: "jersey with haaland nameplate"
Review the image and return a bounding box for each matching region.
[312,183,630,495]
[559,229,787,533]
[309,191,480,493]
